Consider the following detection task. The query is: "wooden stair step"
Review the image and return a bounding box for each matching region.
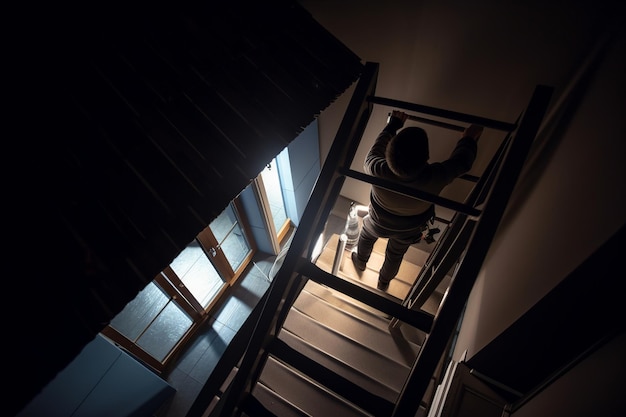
[256,356,372,417]
[280,308,415,392]
[277,328,403,402]
[248,382,310,417]
[316,246,419,300]
[292,289,422,365]
[297,284,395,332]
[302,280,392,330]
[318,234,424,284]
[303,279,428,356]
[316,233,451,312]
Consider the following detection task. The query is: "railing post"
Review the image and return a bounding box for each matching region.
[331,234,347,275]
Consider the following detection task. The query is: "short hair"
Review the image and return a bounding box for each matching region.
[386,126,429,178]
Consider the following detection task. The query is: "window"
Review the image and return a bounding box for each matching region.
[196,200,255,281]
[255,156,292,252]
[101,199,255,373]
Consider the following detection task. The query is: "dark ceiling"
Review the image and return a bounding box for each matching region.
[11,1,363,414]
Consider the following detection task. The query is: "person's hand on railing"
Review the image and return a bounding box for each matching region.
[390,109,408,123]
[387,109,409,126]
[464,124,484,142]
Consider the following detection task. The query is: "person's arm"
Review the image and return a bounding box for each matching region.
[365,110,407,175]
[463,124,483,144]
[383,110,408,134]
[435,124,482,182]
[451,124,481,168]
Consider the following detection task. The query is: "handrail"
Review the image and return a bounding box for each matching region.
[404,113,466,132]
[342,168,482,217]
[368,95,518,132]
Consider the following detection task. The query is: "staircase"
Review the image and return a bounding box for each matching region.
[255,282,429,416]
[243,237,447,416]
[197,62,552,417]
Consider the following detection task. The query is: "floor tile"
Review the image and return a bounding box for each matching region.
[189,325,237,383]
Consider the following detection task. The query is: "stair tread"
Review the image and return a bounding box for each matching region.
[304,280,429,346]
[303,280,389,322]
[258,356,373,417]
[277,327,403,401]
[297,286,398,333]
[251,383,311,417]
[292,290,422,361]
[316,233,449,314]
[281,308,416,384]
[316,234,423,299]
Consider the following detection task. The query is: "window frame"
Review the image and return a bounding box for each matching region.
[101,197,256,373]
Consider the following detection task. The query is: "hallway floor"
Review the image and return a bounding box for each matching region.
[154,251,276,417]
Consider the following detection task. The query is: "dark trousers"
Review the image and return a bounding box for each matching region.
[355,204,432,283]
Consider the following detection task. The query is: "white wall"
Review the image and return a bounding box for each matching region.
[456,26,626,361]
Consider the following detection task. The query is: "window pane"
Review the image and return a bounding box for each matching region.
[109,282,169,341]
[221,222,250,271]
[137,302,193,362]
[210,205,237,243]
[170,241,224,307]
[261,159,288,233]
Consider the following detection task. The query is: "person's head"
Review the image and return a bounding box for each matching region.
[386,126,429,178]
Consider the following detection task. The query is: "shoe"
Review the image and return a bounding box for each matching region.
[351,251,366,271]
[377,279,390,291]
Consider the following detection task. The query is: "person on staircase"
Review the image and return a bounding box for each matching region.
[351,110,483,291]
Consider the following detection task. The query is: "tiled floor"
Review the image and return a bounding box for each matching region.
[154,251,278,417]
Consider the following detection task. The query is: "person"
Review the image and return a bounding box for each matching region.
[351,110,483,291]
